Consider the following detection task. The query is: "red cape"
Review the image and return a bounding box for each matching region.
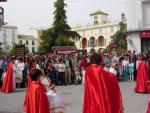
[79,58,88,71]
[1,62,14,93]
[83,64,123,113]
[23,81,50,113]
[134,61,150,93]
[27,75,32,87]
[147,102,150,113]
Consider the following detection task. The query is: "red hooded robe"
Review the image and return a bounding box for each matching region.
[23,81,50,113]
[147,102,150,113]
[83,64,123,113]
[1,62,14,93]
[134,61,150,93]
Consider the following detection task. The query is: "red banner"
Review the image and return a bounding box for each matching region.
[140,31,150,38]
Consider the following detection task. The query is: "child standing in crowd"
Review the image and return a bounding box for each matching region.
[47,61,55,84]
[104,54,111,71]
[74,67,81,85]
[128,58,135,82]
[109,62,117,76]
[58,59,66,85]
[122,55,129,81]
[2,69,6,83]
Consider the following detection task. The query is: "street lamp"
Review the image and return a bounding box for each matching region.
[0,6,4,26]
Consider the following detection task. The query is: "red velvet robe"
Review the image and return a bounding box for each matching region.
[147,102,150,113]
[23,81,50,113]
[134,61,150,93]
[83,64,123,113]
[1,62,14,93]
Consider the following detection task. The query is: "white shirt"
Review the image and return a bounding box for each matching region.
[17,62,25,72]
[15,60,19,66]
[122,60,129,67]
[109,67,117,76]
[54,63,59,71]
[36,64,40,69]
[58,63,66,72]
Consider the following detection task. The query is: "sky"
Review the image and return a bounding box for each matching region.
[0,0,128,34]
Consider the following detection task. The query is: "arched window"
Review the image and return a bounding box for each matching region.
[82,38,87,48]
[90,37,96,47]
[98,36,104,46]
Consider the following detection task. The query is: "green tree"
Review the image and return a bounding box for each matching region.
[111,22,127,53]
[39,0,80,53]
[53,0,80,40]
[0,50,5,56]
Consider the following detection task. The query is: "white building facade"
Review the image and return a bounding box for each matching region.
[17,35,38,53]
[72,10,120,52]
[0,25,17,51]
[127,0,150,53]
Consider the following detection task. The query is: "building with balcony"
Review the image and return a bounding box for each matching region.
[72,10,120,53]
[0,6,4,26]
[17,35,38,53]
[127,0,150,53]
[0,25,17,51]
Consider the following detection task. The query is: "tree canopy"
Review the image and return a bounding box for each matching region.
[111,22,127,53]
[38,0,80,54]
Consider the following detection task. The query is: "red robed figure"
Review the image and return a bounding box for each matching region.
[23,81,50,113]
[134,61,150,93]
[79,58,88,72]
[83,64,123,113]
[1,62,14,93]
[147,102,150,113]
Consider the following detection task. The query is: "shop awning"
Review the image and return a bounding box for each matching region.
[140,31,150,38]
[57,50,76,54]
[108,43,118,48]
[53,46,77,54]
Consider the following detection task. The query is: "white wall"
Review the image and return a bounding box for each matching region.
[75,24,118,50]
[127,32,141,54]
[0,26,17,51]
[17,39,37,53]
[142,1,150,28]
[142,1,150,20]
[127,0,142,30]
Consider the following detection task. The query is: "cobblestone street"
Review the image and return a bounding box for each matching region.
[0,82,150,113]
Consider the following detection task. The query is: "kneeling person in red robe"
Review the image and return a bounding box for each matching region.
[146,102,150,113]
[23,69,50,113]
[83,53,123,113]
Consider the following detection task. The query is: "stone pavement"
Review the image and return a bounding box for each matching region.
[0,82,150,113]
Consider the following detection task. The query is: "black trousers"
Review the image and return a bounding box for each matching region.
[59,72,66,85]
[0,69,3,88]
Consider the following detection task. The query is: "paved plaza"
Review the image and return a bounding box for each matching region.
[0,82,150,113]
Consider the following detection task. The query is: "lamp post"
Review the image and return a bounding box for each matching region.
[0,6,4,26]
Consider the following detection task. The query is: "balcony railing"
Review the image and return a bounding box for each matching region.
[139,19,150,29]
